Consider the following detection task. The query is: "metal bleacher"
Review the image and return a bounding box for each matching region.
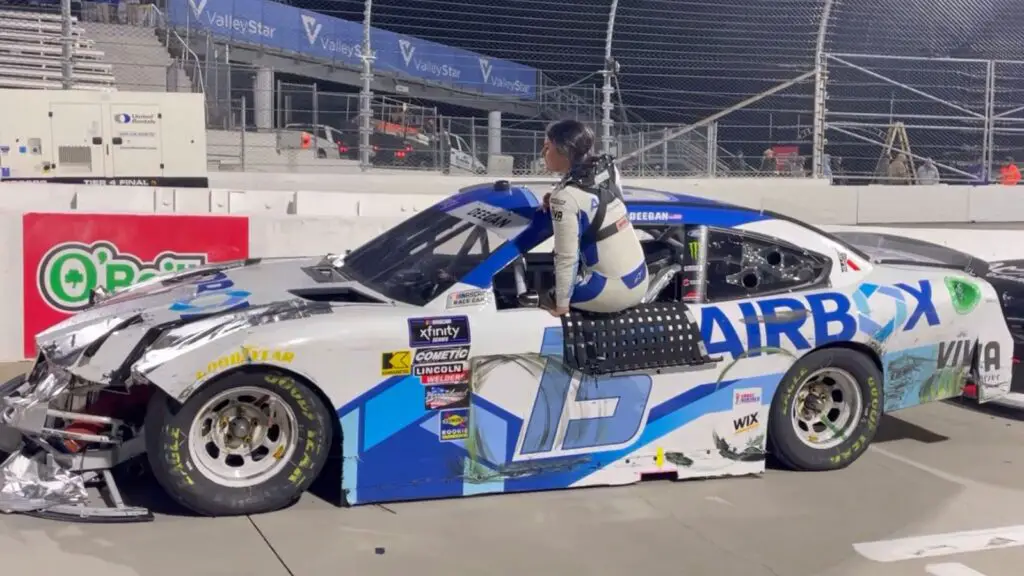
[0,8,114,90]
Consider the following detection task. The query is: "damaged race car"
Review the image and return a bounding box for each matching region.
[0,180,1013,522]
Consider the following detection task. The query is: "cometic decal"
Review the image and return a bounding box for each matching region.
[408,316,471,348]
[413,346,470,364]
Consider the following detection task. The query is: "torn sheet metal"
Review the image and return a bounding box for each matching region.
[0,451,88,513]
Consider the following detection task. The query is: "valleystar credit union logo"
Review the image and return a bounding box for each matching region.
[21,213,249,358]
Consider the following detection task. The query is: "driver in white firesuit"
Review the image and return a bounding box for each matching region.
[539,119,648,317]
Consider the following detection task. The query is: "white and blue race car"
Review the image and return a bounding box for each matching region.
[0,180,1012,521]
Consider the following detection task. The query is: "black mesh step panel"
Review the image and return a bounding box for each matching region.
[560,302,718,375]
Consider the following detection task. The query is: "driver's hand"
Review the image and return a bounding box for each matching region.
[547,306,569,317]
[542,192,551,212]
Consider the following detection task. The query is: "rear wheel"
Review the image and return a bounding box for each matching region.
[768,348,883,471]
[145,370,332,516]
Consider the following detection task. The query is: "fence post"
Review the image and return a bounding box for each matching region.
[600,0,619,153]
[984,60,996,182]
[60,0,73,89]
[311,83,319,158]
[359,0,375,171]
[240,96,247,171]
[661,128,668,177]
[275,78,282,129]
[707,122,717,177]
[812,0,835,178]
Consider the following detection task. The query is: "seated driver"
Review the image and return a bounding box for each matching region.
[539,119,649,317]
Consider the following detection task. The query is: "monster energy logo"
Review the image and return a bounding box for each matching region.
[38,241,207,313]
[689,241,700,260]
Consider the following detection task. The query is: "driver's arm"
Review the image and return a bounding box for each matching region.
[550,190,582,309]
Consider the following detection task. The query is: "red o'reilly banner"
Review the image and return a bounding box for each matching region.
[22,213,250,358]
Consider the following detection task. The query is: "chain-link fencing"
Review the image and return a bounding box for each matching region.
[12,0,1024,179]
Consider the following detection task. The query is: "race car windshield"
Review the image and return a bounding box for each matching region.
[340,207,508,306]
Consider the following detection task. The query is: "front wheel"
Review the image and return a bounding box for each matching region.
[768,348,883,471]
[145,370,333,516]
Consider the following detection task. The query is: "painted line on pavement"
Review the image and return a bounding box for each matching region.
[925,563,989,576]
[853,525,1024,562]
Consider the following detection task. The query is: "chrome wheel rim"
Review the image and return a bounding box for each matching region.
[188,386,298,488]
[790,368,863,450]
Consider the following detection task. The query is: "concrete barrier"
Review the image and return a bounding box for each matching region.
[1,179,1023,362]
[4,178,1023,225]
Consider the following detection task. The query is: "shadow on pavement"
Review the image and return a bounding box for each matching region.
[873,413,949,444]
[944,396,1024,422]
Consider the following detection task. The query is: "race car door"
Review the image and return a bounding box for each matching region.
[686,225,836,423]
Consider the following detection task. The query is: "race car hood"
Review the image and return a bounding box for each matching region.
[34,255,393,376]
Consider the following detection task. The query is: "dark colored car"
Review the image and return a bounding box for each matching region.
[833,231,1024,396]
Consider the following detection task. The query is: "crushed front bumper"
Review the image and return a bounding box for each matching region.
[0,361,153,522]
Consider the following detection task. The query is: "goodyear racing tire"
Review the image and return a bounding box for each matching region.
[768,348,883,472]
[145,369,333,517]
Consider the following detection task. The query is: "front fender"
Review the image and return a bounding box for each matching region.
[138,326,318,403]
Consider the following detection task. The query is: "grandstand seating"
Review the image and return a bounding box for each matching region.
[0,8,115,90]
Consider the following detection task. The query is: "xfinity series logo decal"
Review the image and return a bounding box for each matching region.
[301,14,322,45]
[38,241,207,313]
[408,316,470,348]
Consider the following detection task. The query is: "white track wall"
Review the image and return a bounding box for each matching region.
[2,177,1023,363]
